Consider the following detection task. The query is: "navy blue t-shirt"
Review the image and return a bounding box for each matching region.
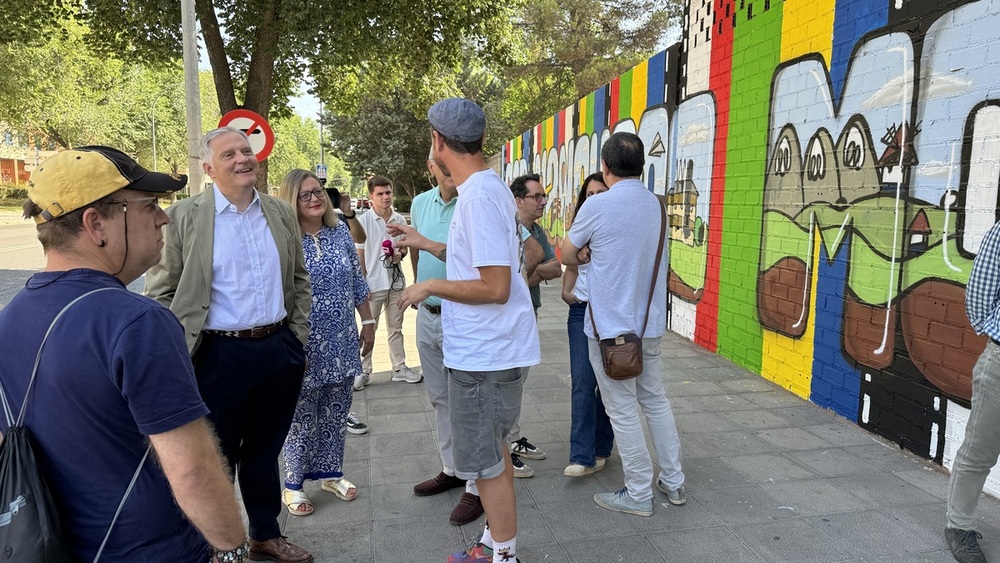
[0,269,210,560]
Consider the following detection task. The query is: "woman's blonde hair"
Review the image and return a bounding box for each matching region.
[277,168,339,232]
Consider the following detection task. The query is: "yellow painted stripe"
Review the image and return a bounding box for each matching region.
[631,59,648,124]
[760,226,820,400]
[780,0,835,65]
[578,97,588,132]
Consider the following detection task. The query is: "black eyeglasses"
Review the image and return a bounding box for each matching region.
[520,194,548,203]
[101,196,160,213]
[298,189,326,202]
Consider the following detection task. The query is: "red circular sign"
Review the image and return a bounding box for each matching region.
[218,109,275,162]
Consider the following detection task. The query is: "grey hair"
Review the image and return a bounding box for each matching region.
[200,127,251,163]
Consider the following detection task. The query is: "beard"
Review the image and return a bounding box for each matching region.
[433,155,452,178]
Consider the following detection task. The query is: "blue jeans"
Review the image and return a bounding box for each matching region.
[568,302,615,466]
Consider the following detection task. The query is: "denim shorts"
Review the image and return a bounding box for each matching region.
[448,367,525,480]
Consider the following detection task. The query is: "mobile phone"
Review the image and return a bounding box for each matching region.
[325,187,341,208]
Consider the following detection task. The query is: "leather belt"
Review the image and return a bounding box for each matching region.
[422,303,442,315]
[203,319,286,339]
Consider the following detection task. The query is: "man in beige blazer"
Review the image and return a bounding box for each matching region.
[146,127,313,563]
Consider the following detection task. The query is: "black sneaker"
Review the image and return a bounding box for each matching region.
[510,437,546,460]
[346,412,368,435]
[945,528,987,563]
[511,453,533,478]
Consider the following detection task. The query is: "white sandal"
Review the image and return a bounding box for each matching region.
[322,478,358,501]
[282,488,314,516]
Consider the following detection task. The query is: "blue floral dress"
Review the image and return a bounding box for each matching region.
[283,222,369,488]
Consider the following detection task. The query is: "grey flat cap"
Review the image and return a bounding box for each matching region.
[428,98,486,142]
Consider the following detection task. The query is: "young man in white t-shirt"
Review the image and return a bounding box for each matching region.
[562,131,686,518]
[354,175,421,388]
[397,98,539,563]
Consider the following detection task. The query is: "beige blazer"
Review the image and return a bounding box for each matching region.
[145,188,311,355]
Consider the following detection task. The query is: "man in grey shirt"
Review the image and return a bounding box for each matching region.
[561,131,686,517]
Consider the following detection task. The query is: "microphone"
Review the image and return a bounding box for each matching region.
[382,239,394,256]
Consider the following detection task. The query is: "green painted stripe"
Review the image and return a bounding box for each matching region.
[585,92,595,134]
[619,69,633,122]
[717,6,784,372]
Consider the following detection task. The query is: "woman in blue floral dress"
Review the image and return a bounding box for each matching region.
[277,169,376,516]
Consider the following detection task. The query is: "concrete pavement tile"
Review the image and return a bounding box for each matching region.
[785,447,881,477]
[284,518,371,563]
[663,353,738,370]
[729,518,851,563]
[686,430,781,456]
[863,551,963,562]
[723,453,819,483]
[344,431,372,461]
[892,467,949,500]
[372,514,466,562]
[829,473,943,507]
[515,543,570,562]
[720,408,795,428]
[675,411,742,433]
[689,484,797,525]
[646,527,764,563]
[719,376,784,393]
[760,479,875,516]
[519,466,617,504]
[561,535,664,562]
[371,482,455,520]
[523,385,572,405]
[743,390,812,409]
[801,422,882,447]
[366,411,432,434]
[369,452,443,486]
[842,442,930,472]
[769,404,842,426]
[803,509,940,558]
[682,456,754,490]
[369,431,441,459]
[668,380,729,397]
[630,495,723,533]
[668,395,704,415]
[671,364,747,382]
[367,395,431,416]
[360,378,425,399]
[538,401,572,422]
[688,393,762,413]
[539,498,642,541]
[678,432,716,459]
[757,427,835,450]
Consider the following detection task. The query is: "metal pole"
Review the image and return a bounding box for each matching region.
[151,96,158,172]
[319,100,324,166]
[181,0,203,193]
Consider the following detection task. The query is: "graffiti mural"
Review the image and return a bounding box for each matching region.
[501,0,1000,491]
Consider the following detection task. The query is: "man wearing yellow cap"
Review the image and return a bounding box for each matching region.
[0,146,249,561]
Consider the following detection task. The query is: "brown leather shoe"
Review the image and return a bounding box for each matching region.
[248,536,313,563]
[413,471,465,496]
[449,492,484,526]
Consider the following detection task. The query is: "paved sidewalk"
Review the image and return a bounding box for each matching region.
[279,282,1000,563]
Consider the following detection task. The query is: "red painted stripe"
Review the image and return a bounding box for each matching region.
[695,15,734,353]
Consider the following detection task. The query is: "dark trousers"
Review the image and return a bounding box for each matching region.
[193,325,306,541]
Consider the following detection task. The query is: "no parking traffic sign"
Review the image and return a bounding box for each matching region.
[218,109,275,162]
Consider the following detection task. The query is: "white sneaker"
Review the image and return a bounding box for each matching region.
[346,412,369,435]
[511,453,534,478]
[353,372,370,391]
[564,458,606,477]
[391,366,423,383]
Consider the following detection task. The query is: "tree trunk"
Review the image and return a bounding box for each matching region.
[195,0,237,114]
[242,0,280,192]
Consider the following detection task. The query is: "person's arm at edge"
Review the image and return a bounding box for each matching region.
[561,264,579,305]
[337,196,367,244]
[285,207,311,346]
[398,265,511,309]
[149,418,246,552]
[524,235,544,285]
[561,236,584,266]
[356,298,376,357]
[534,257,563,281]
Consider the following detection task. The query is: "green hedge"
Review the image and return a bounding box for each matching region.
[0,184,28,203]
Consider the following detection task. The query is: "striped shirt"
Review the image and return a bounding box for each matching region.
[203,185,285,331]
[966,220,1000,341]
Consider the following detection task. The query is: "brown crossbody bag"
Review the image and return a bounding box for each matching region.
[589,201,666,380]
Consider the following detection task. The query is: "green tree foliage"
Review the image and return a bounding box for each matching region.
[326,91,432,200]
[503,0,683,134]
[268,114,352,193]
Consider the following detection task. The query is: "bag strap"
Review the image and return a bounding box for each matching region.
[589,200,667,340]
[92,445,151,563]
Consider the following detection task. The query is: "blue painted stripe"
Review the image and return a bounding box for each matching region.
[830,0,889,103]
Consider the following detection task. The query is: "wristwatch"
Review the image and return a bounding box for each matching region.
[213,539,249,562]
[343,211,357,219]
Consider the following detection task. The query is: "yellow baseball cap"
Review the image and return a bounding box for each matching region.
[28,146,187,223]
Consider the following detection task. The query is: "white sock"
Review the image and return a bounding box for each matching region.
[493,536,516,562]
[480,522,493,548]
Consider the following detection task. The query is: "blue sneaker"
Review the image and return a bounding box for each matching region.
[594,487,653,516]
[447,542,491,563]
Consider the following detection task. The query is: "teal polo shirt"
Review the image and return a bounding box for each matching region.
[410,186,457,307]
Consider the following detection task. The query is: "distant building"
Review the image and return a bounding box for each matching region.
[668,160,699,245]
[0,124,57,185]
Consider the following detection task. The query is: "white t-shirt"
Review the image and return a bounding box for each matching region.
[568,178,667,340]
[356,208,408,293]
[572,263,591,303]
[443,169,541,371]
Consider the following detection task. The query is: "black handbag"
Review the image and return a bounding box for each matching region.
[589,201,667,380]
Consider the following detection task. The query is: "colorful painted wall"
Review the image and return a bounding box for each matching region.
[501,0,1000,486]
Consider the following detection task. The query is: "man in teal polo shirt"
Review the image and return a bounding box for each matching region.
[405,154,484,526]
